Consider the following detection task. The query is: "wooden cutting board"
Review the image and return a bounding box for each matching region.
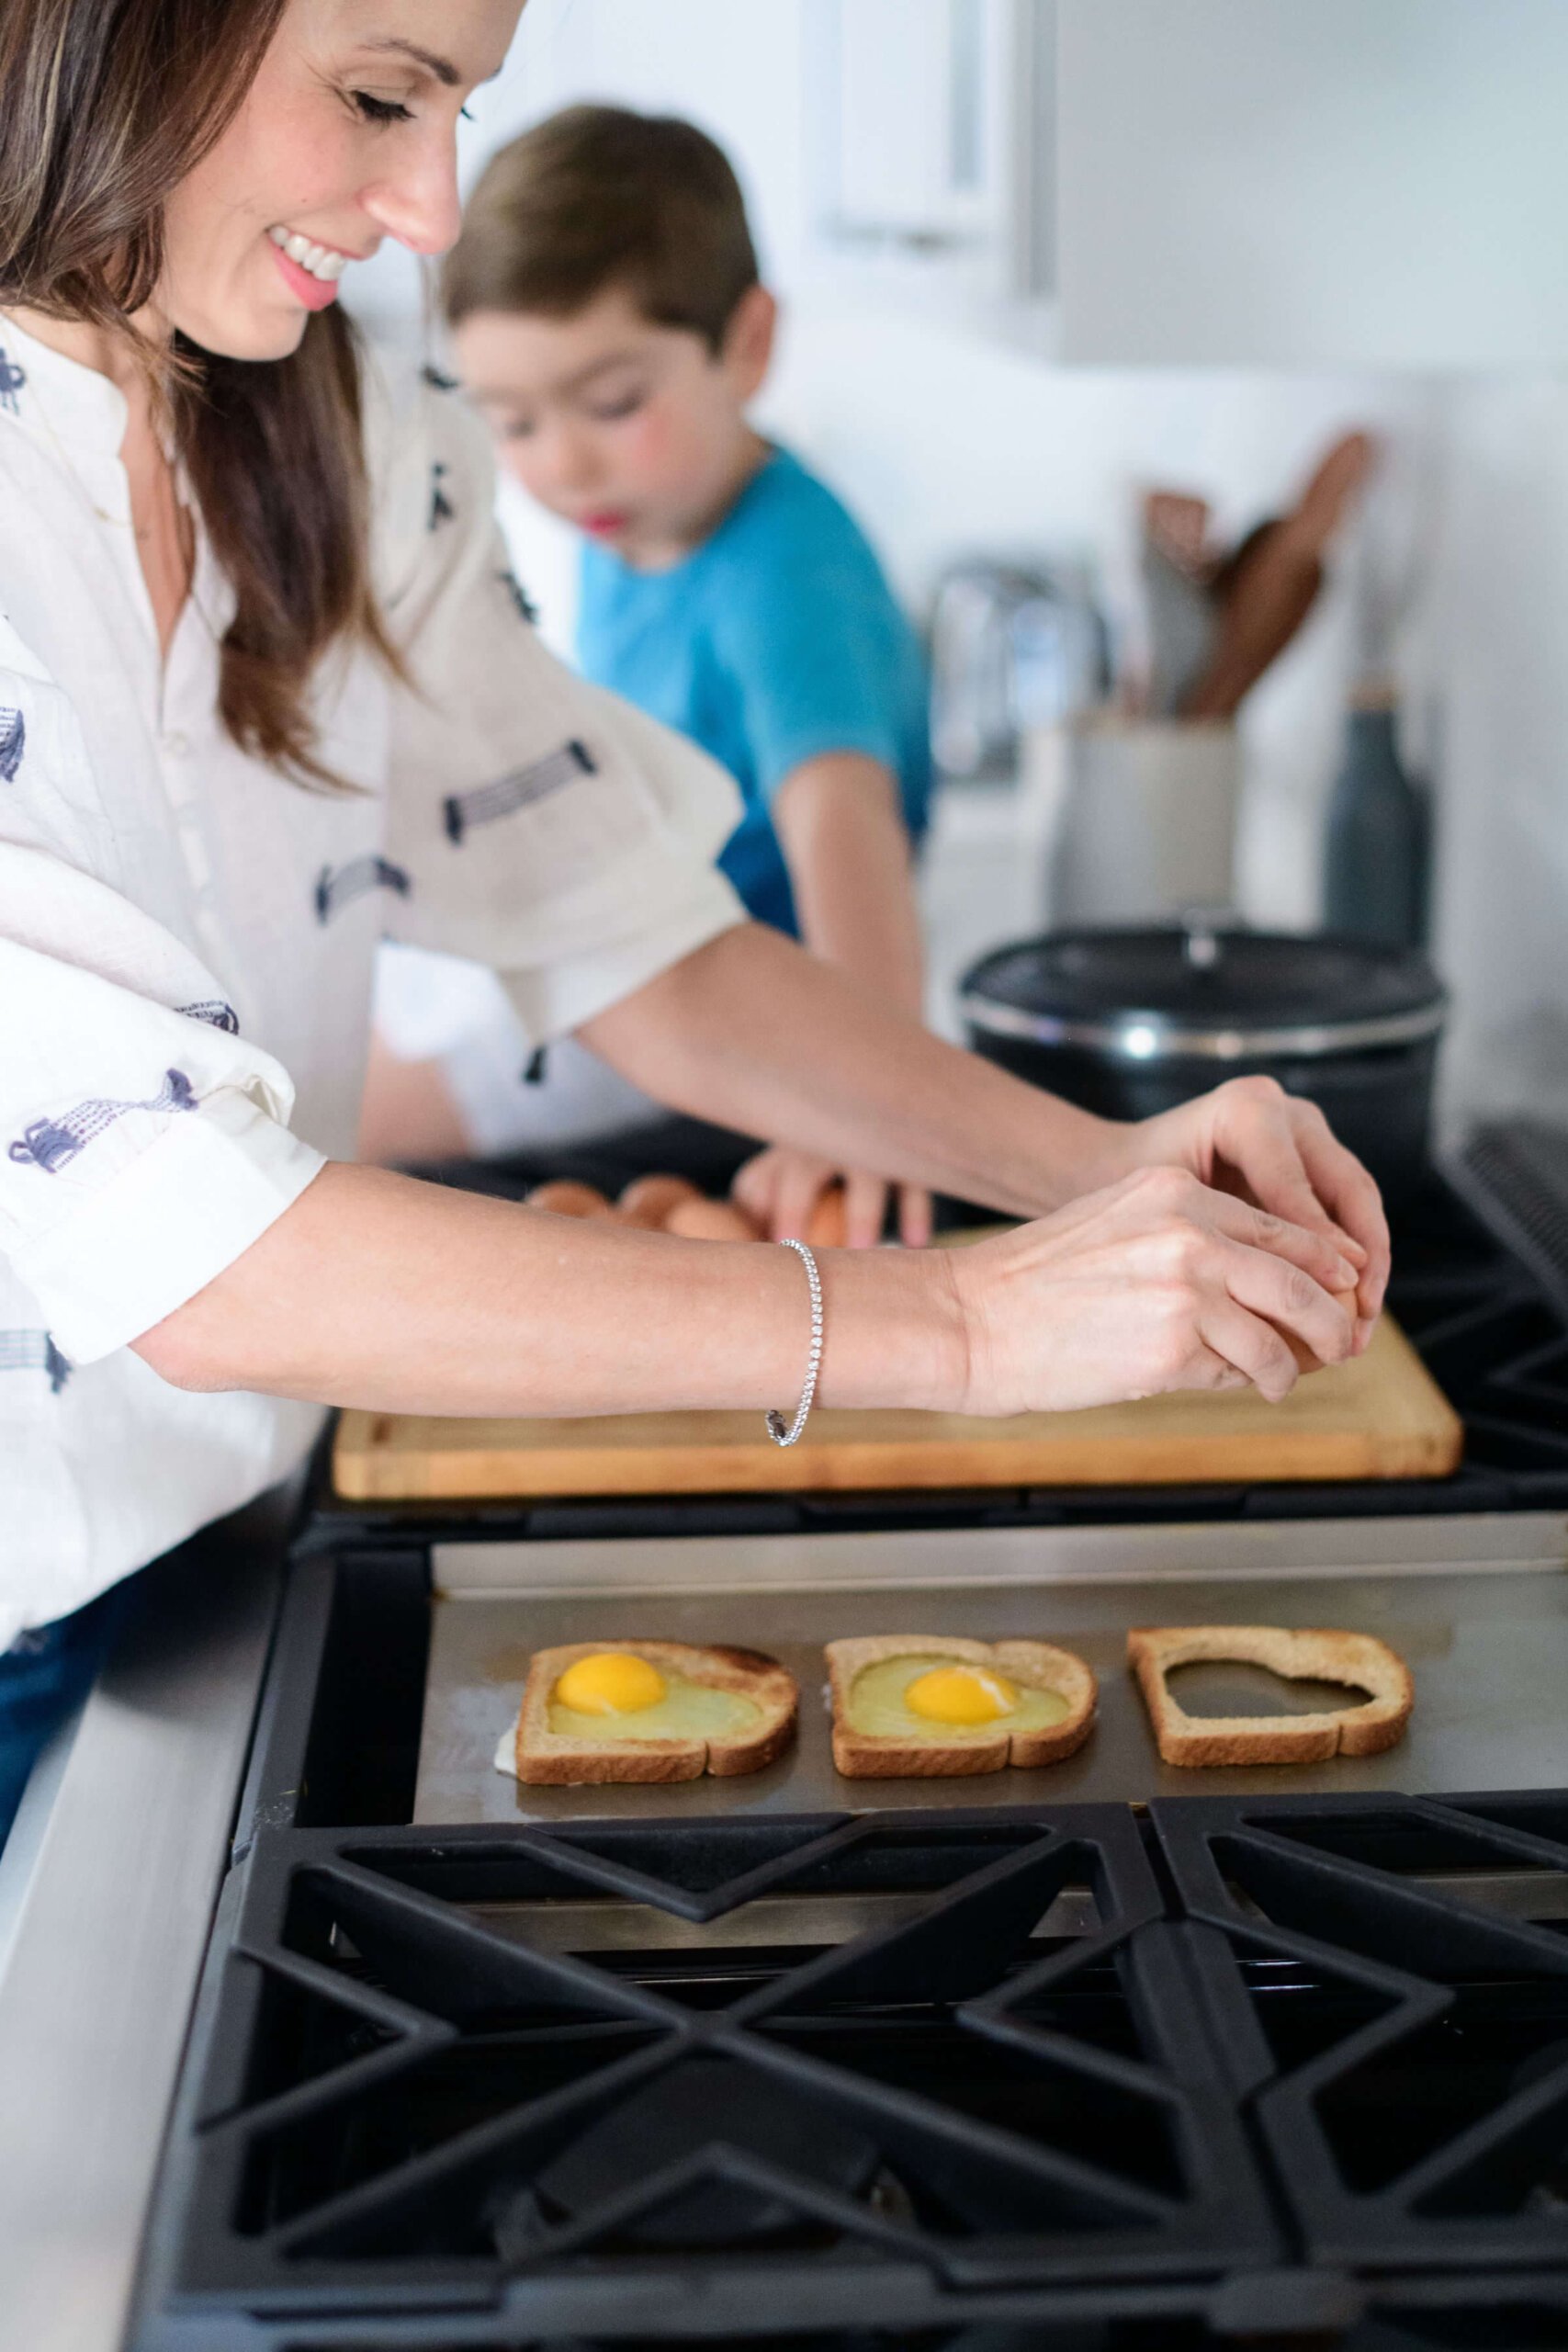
[333,1315,1461,1503]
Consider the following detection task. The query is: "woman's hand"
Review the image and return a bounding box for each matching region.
[585,933,1390,1329]
[934,1164,1359,1418]
[733,1142,934,1250]
[1080,1075,1389,1349]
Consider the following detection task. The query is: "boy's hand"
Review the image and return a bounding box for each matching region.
[732,1144,933,1250]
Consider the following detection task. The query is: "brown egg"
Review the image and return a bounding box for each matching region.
[806,1186,849,1249]
[525,1180,614,1220]
[1285,1286,1360,1373]
[617,1173,702,1229]
[664,1195,762,1242]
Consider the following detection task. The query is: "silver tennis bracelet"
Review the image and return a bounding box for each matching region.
[765,1238,824,1447]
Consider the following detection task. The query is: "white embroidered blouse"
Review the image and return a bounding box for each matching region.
[0,315,744,1645]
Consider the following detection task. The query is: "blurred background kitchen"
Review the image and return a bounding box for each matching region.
[348,0,1568,1148]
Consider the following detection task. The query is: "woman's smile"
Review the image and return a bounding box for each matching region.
[266,224,359,310]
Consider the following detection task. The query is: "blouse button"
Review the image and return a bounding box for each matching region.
[164,730,192,758]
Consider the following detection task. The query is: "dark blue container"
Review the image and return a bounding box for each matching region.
[1325,693,1433,949]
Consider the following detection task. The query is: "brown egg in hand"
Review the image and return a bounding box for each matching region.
[806,1186,849,1249]
[1284,1286,1361,1373]
[525,1180,615,1219]
[664,1195,762,1242]
[617,1173,702,1229]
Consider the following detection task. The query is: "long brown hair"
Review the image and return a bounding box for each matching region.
[0,0,393,786]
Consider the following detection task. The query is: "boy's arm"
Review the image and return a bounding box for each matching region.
[736,750,935,1247]
[773,753,924,1019]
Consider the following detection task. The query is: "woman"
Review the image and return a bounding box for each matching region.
[0,0,1384,1837]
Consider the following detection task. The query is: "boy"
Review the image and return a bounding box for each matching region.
[434,104,934,1247]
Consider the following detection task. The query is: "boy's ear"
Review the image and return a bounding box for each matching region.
[722,284,778,399]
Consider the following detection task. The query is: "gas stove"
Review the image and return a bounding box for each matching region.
[135,1792,1568,2348]
[36,1135,1568,2352]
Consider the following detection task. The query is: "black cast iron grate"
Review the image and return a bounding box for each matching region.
[135,1805,1282,2348]
[136,1794,1568,2350]
[1151,1789,1568,2281]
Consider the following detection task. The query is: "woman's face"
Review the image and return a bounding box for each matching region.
[160,0,520,360]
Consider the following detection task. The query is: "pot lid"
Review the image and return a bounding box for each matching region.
[961,922,1447,1061]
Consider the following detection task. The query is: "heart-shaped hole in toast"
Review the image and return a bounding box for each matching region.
[1128,1624,1412,1768]
[1165,1660,1375,1719]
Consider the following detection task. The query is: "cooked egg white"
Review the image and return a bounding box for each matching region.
[847,1655,1072,1743]
[547,1651,761,1743]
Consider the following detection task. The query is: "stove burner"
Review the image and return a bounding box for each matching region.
[528,2057,884,2249]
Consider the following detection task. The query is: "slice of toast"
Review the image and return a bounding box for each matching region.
[1127,1624,1414,1768]
[514,1640,797,1786]
[826,1634,1097,1779]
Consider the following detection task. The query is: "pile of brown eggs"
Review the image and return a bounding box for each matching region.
[525,1173,848,1248]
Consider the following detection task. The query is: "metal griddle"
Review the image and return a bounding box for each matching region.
[414,1512,1568,1824]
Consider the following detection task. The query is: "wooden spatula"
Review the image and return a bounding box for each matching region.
[1182,432,1376,719]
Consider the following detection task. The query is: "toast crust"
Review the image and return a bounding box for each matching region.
[826,1634,1097,1779]
[515,1640,798,1785]
[1127,1623,1414,1768]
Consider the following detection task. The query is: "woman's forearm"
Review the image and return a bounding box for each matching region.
[581,923,1108,1219]
[135,1156,1364,1421]
[133,1160,964,1414]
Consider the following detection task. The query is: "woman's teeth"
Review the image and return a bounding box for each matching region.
[267,227,347,283]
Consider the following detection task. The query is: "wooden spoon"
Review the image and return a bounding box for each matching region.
[1182,432,1377,719]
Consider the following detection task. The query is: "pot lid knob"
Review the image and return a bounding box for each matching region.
[1179,905,1242,971]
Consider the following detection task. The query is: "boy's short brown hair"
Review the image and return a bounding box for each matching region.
[444,104,761,352]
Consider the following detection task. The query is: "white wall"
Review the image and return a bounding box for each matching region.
[1414,384,1568,1131]
[350,0,1568,1136]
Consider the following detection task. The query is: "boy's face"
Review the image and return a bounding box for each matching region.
[453,283,774,566]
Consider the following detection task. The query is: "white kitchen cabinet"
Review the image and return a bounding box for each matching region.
[1055,0,1568,369]
[361,0,1568,370]
[801,0,1055,336]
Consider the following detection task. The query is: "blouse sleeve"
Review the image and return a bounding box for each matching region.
[0,616,322,1363]
[367,366,747,1047]
[0,859,324,1368]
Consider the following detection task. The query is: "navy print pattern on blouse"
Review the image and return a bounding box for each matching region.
[0,1332,72,1393]
[498,567,539,627]
[444,739,595,845]
[0,707,23,782]
[176,999,241,1034]
[429,461,455,530]
[421,363,459,393]
[0,349,24,416]
[313,855,412,926]
[8,1069,197,1176]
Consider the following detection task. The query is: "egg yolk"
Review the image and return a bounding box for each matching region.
[904,1665,1019,1725]
[553,1652,667,1715]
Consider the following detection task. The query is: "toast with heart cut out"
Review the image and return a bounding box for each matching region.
[1127,1623,1413,1767]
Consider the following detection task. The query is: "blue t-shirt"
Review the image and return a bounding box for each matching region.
[577,446,931,937]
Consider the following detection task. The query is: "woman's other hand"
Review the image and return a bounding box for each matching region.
[733,1142,933,1250]
[1084,1075,1389,1350]
[936,1165,1359,1418]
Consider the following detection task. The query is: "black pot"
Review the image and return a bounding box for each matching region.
[961,922,1447,1203]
